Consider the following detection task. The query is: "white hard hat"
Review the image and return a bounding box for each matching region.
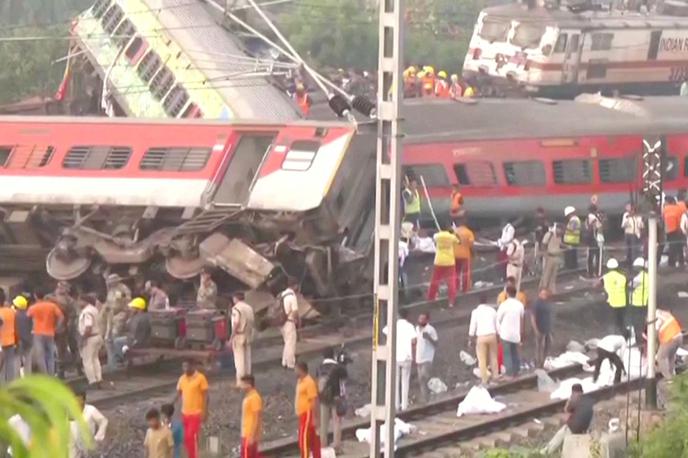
[633,257,646,268]
[564,206,576,217]
[606,258,619,269]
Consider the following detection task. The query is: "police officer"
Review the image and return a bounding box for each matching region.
[279,278,300,369]
[630,257,649,345]
[563,206,581,270]
[53,281,81,378]
[196,267,218,309]
[601,258,628,338]
[539,223,563,294]
[104,273,131,371]
[230,292,255,386]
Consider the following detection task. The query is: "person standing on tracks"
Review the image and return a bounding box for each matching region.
[655,308,683,380]
[427,225,460,308]
[563,206,581,270]
[145,280,170,311]
[27,288,64,376]
[584,205,604,278]
[240,374,263,458]
[0,289,18,383]
[496,286,525,379]
[663,196,685,268]
[601,258,628,338]
[542,383,594,455]
[105,273,132,371]
[317,348,347,452]
[468,295,499,385]
[174,359,209,458]
[622,204,644,266]
[279,278,300,370]
[77,293,104,389]
[415,312,438,403]
[230,292,255,387]
[592,335,626,384]
[531,288,553,369]
[196,267,218,309]
[497,220,516,281]
[12,295,32,376]
[143,408,174,458]
[402,179,422,229]
[383,308,416,411]
[539,223,563,294]
[295,361,321,458]
[497,276,527,307]
[505,237,525,291]
[453,218,475,294]
[630,257,649,345]
[533,207,549,273]
[54,281,81,378]
[450,184,465,224]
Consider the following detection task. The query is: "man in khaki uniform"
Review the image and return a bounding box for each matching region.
[77,293,104,388]
[280,278,300,369]
[196,267,218,309]
[539,224,563,294]
[230,292,255,386]
[53,281,81,377]
[104,273,131,371]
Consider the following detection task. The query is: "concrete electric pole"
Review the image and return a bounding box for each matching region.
[370,0,404,456]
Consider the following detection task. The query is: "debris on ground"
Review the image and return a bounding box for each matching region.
[457,385,506,416]
[428,378,447,394]
[355,418,416,449]
[460,350,477,366]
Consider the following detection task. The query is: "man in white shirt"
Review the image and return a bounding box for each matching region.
[71,390,108,458]
[280,278,300,370]
[415,312,438,403]
[496,286,525,378]
[592,335,627,384]
[498,222,516,281]
[505,239,525,291]
[384,309,417,411]
[399,240,410,292]
[468,295,499,384]
[77,294,104,388]
[621,204,644,266]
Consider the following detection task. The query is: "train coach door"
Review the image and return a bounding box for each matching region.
[212,133,276,206]
[562,33,581,85]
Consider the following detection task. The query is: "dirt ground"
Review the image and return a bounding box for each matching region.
[92,271,688,457]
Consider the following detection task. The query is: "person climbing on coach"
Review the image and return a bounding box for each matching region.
[563,206,581,270]
[402,179,422,229]
[449,184,464,223]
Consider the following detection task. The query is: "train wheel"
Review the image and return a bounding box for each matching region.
[46,249,92,280]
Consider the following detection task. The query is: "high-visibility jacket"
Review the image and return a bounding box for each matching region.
[631,271,649,307]
[421,75,435,96]
[295,93,311,116]
[404,189,421,215]
[0,307,16,347]
[435,80,450,98]
[433,231,459,267]
[657,310,682,344]
[463,86,476,97]
[450,190,464,217]
[602,270,627,308]
[564,216,581,245]
[663,203,683,233]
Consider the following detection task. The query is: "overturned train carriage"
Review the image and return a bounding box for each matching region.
[0,117,377,298]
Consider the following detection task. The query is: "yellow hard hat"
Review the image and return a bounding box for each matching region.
[406,65,417,74]
[417,70,426,79]
[128,297,147,311]
[438,70,448,79]
[425,66,435,75]
[12,295,28,310]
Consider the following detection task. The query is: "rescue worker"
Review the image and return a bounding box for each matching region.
[403,66,419,98]
[295,361,321,458]
[427,224,460,308]
[434,71,451,98]
[601,258,628,338]
[497,276,528,307]
[463,83,476,98]
[630,257,649,344]
[27,288,64,375]
[104,273,131,371]
[622,204,644,266]
[655,308,683,380]
[563,206,581,270]
[584,205,604,277]
[280,278,300,369]
[196,267,218,309]
[450,184,464,222]
[12,295,32,376]
[145,280,170,310]
[113,297,151,362]
[663,196,685,267]
[240,374,263,458]
[230,292,255,386]
[294,83,311,116]
[0,289,17,383]
[449,74,463,98]
[498,220,516,281]
[77,293,103,389]
[53,281,81,378]
[420,66,436,97]
[402,179,422,228]
[505,237,525,291]
[454,218,475,293]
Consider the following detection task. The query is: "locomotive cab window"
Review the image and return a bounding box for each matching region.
[282,141,319,171]
[503,161,546,186]
[404,164,450,187]
[63,146,131,170]
[511,24,546,49]
[140,147,211,171]
[599,158,636,183]
[453,161,496,186]
[553,159,592,184]
[554,33,567,53]
[479,17,509,42]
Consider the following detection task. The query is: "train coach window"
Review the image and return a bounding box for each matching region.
[591,33,614,51]
[102,3,124,35]
[503,161,546,186]
[0,147,12,167]
[137,52,162,83]
[140,147,211,171]
[404,164,450,187]
[92,0,111,18]
[125,36,145,62]
[7,145,54,169]
[113,19,135,48]
[599,158,636,183]
[63,146,131,170]
[150,66,175,100]
[453,161,496,186]
[163,85,190,118]
[554,34,567,53]
[282,141,320,171]
[553,159,592,184]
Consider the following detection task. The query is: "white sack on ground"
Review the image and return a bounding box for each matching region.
[544,351,590,370]
[550,377,599,400]
[460,350,477,366]
[535,369,558,393]
[457,385,506,416]
[355,418,416,449]
[566,340,586,353]
[428,377,448,394]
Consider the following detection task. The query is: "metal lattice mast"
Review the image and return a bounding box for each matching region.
[369,0,404,456]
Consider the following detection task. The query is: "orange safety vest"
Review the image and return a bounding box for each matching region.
[421,75,435,96]
[435,80,450,98]
[295,93,311,116]
[450,190,464,217]
[658,311,682,344]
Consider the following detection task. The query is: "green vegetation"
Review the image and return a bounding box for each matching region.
[0,375,89,458]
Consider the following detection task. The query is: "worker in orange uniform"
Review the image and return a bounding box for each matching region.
[450,184,465,223]
[0,289,18,383]
[654,309,682,380]
[27,288,64,376]
[421,66,436,97]
[240,374,263,458]
[403,66,419,98]
[449,74,463,98]
[497,276,528,307]
[173,359,209,458]
[427,224,460,307]
[294,84,311,116]
[434,71,451,98]
[295,361,321,458]
[454,218,475,294]
[664,196,685,267]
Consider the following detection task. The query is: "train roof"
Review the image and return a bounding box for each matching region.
[401,95,688,143]
[482,3,688,29]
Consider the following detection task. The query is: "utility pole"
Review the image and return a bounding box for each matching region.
[370,0,404,456]
[641,136,663,409]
